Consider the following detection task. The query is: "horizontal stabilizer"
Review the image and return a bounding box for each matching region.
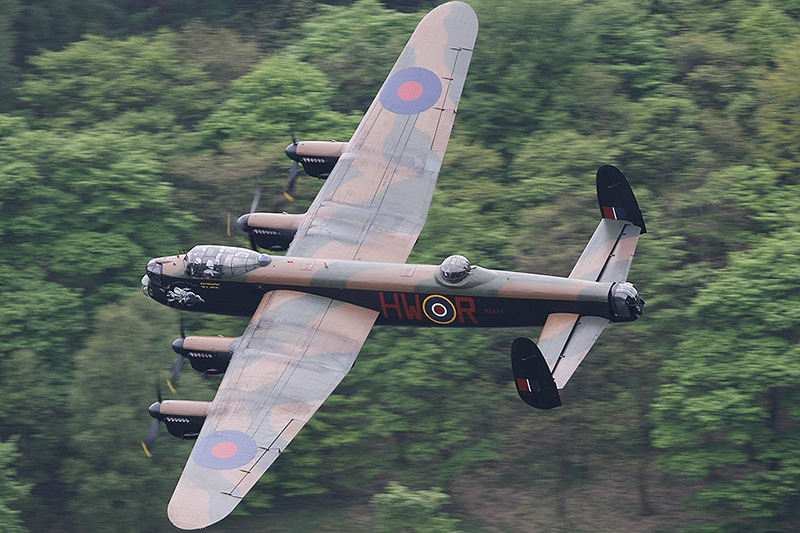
[539,314,609,389]
[539,165,646,389]
[510,337,562,409]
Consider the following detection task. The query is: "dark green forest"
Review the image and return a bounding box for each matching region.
[2,0,800,531]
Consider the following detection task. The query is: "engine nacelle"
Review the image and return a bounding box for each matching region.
[286,141,348,179]
[172,335,237,375]
[237,212,305,252]
[149,400,209,440]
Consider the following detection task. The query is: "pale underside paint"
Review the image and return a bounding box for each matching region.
[166,3,479,529]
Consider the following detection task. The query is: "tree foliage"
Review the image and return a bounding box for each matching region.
[2,0,800,531]
[19,32,221,130]
[371,482,463,533]
[0,440,29,533]
[198,55,360,147]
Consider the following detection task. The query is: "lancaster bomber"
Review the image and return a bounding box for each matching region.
[140,2,645,529]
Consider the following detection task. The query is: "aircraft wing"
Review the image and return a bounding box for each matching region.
[168,290,379,529]
[167,4,477,528]
[287,1,478,262]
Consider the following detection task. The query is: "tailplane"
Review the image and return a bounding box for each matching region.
[538,165,645,390]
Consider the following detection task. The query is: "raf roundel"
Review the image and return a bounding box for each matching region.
[192,430,259,471]
[423,294,457,325]
[380,67,443,115]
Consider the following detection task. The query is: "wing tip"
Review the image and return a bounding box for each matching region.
[167,501,219,531]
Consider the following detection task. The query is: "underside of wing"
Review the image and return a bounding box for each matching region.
[287,2,478,262]
[167,290,378,530]
[538,313,610,389]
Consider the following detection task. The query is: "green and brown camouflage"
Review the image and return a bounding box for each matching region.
[239,1,477,262]
[144,250,635,327]
[139,2,646,529]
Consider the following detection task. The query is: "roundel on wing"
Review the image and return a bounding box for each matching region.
[423,295,457,325]
[379,67,442,115]
[192,430,258,470]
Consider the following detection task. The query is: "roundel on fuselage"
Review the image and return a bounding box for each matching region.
[422,294,457,325]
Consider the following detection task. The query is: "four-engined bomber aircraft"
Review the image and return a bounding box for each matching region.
[139,2,646,529]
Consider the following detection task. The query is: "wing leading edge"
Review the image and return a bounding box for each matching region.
[167,291,378,529]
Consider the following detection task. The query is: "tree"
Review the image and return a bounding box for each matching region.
[0,440,29,533]
[287,0,418,114]
[652,231,800,531]
[198,55,361,147]
[62,294,215,532]
[756,36,800,181]
[176,21,263,87]
[460,0,593,149]
[371,482,462,533]
[0,125,192,307]
[18,32,221,130]
[0,0,20,112]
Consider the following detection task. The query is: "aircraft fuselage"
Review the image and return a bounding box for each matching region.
[142,247,634,327]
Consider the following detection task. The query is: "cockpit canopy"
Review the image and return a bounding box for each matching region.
[439,255,472,284]
[184,246,270,279]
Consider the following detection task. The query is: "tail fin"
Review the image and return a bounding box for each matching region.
[538,166,645,389]
[570,165,645,283]
[510,337,562,409]
[596,164,646,235]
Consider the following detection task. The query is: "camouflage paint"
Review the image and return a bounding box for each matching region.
[161,3,480,529]
[141,2,646,529]
[144,254,617,327]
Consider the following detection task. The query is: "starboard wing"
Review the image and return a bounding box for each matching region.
[287,1,478,262]
[167,290,378,530]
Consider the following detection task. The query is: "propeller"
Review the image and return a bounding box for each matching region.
[250,184,263,214]
[141,385,163,458]
[283,137,300,201]
[166,318,187,394]
[284,160,299,202]
[243,185,264,251]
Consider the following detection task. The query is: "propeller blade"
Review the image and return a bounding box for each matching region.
[142,441,154,458]
[142,418,160,458]
[168,318,187,393]
[146,418,160,443]
[249,185,262,214]
[284,160,299,202]
[167,354,184,394]
[143,386,163,457]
